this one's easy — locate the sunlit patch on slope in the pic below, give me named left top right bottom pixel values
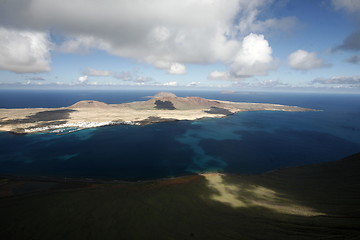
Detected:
left=201, top=173, right=324, bottom=216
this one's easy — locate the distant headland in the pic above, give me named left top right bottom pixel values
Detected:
left=0, top=92, right=315, bottom=134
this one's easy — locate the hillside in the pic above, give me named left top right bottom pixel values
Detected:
left=0, top=153, right=359, bottom=239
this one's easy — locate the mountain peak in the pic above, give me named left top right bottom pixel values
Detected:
left=154, top=92, right=177, bottom=98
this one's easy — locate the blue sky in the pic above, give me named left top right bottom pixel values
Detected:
left=0, top=0, right=359, bottom=92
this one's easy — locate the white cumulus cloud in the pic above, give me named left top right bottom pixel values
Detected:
left=168, top=63, right=186, bottom=75
left=78, top=75, right=88, bottom=83
left=230, top=33, right=277, bottom=77
left=288, top=50, right=326, bottom=70
left=208, top=33, right=277, bottom=80
left=0, top=27, right=51, bottom=73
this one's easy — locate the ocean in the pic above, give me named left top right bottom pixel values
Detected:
left=0, top=90, right=359, bottom=181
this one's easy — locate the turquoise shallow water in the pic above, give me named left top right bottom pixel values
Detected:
left=0, top=90, right=359, bottom=180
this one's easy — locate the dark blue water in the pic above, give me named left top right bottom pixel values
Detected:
left=0, top=90, right=359, bottom=180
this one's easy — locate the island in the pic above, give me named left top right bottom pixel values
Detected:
left=0, top=92, right=315, bottom=134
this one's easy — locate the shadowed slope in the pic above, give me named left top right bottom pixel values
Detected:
left=0, top=153, right=359, bottom=239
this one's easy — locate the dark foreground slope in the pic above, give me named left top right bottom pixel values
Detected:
left=0, top=153, right=359, bottom=240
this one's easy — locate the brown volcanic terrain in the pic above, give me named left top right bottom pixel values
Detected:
left=0, top=153, right=359, bottom=239
left=0, top=92, right=314, bottom=134
left=69, top=100, right=111, bottom=108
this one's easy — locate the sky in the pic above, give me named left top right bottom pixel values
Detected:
left=0, top=0, right=359, bottom=92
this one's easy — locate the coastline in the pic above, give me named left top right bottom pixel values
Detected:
left=0, top=93, right=316, bottom=135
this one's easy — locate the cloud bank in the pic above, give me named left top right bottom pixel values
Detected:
left=0, top=0, right=288, bottom=77
left=313, top=76, right=360, bottom=85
